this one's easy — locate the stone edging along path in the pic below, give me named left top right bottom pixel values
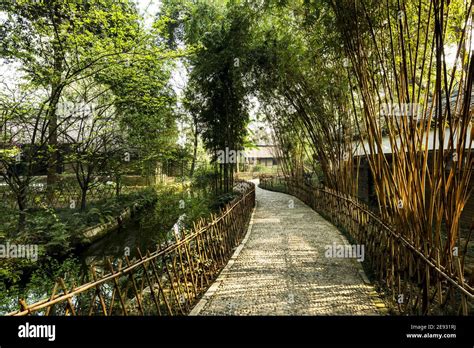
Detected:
left=190, top=180, right=386, bottom=315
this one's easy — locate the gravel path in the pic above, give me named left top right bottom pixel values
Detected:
left=190, top=181, right=382, bottom=315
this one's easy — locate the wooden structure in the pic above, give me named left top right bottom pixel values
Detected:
left=7, top=182, right=255, bottom=316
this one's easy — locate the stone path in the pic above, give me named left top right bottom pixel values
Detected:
left=190, top=181, right=382, bottom=315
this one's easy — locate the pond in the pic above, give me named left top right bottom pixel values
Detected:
left=77, top=209, right=171, bottom=266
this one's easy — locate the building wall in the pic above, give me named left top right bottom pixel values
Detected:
left=257, top=158, right=274, bottom=167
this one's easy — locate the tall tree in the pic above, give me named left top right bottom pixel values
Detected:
left=184, top=3, right=255, bottom=192
left=0, top=0, right=141, bottom=201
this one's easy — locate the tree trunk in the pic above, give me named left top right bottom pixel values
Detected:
left=17, top=184, right=27, bottom=232
left=115, top=174, right=121, bottom=196
left=45, top=4, right=65, bottom=202
left=46, top=106, right=58, bottom=202
left=80, top=186, right=88, bottom=211
left=46, top=50, right=64, bottom=202
left=190, top=123, right=198, bottom=177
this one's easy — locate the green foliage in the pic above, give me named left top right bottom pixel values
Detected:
left=0, top=187, right=159, bottom=314
left=0, top=256, right=81, bottom=315
left=251, top=164, right=264, bottom=173
left=0, top=0, right=180, bottom=220
left=191, top=166, right=217, bottom=191
left=95, top=44, right=179, bottom=176
left=210, top=191, right=238, bottom=211
left=0, top=0, right=142, bottom=86
left=24, top=206, right=70, bottom=256
left=3, top=188, right=157, bottom=257
left=178, top=2, right=258, bottom=192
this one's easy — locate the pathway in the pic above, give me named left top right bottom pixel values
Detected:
left=190, top=181, right=383, bottom=315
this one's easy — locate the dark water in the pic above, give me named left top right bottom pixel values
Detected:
left=77, top=208, right=172, bottom=267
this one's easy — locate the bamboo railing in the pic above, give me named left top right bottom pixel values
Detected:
left=7, top=182, right=255, bottom=316
left=260, top=176, right=473, bottom=315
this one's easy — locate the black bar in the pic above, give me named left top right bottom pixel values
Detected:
left=0, top=316, right=472, bottom=347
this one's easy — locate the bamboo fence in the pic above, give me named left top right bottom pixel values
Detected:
left=260, top=175, right=473, bottom=315
left=6, top=182, right=255, bottom=316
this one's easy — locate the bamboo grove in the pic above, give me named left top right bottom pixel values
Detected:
left=256, top=0, right=473, bottom=313
left=333, top=0, right=473, bottom=300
